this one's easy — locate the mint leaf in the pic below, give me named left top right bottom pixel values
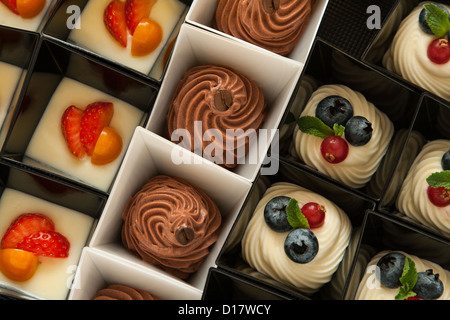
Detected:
left=424, top=3, right=450, bottom=38
left=297, top=116, right=335, bottom=139
left=286, top=198, right=310, bottom=229
left=395, top=257, right=418, bottom=300
left=333, top=123, right=345, bottom=137
left=426, top=170, right=450, bottom=189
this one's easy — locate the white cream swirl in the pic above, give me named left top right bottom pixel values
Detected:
left=241, top=182, right=352, bottom=295
left=292, top=84, right=394, bottom=189
left=382, top=2, right=450, bottom=102
left=355, top=251, right=450, bottom=300
left=396, top=139, right=450, bottom=237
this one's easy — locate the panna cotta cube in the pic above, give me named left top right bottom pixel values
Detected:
left=0, top=0, right=56, bottom=32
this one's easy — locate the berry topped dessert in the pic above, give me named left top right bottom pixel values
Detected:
left=292, top=84, right=394, bottom=189
left=68, top=0, right=186, bottom=75
left=0, top=0, right=54, bottom=31
left=241, top=182, right=352, bottom=295
left=355, top=251, right=449, bottom=300
left=92, top=284, right=160, bottom=300
left=213, top=0, right=313, bottom=56
left=383, top=2, right=450, bottom=101
left=396, top=139, right=450, bottom=237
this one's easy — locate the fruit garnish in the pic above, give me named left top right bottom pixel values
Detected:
left=320, top=135, right=349, bottom=164
left=16, top=0, right=45, bottom=18
left=91, top=126, right=123, bottom=165
left=131, top=18, right=163, bottom=56
left=125, top=0, right=156, bottom=35
left=0, top=249, right=38, bottom=282
left=104, top=0, right=128, bottom=48
left=284, top=228, right=318, bottom=264
left=395, top=257, right=418, bottom=300
left=376, top=252, right=406, bottom=288
left=286, top=198, right=310, bottom=230
left=427, top=38, right=450, bottom=64
left=0, top=0, right=19, bottom=14
left=264, top=196, right=293, bottom=232
left=413, top=269, right=444, bottom=300
left=426, top=171, right=450, bottom=207
left=61, top=105, right=86, bottom=159
left=422, top=3, right=450, bottom=38
left=315, top=95, right=353, bottom=128
left=1, top=213, right=55, bottom=249
left=344, top=116, right=373, bottom=146
left=441, top=150, right=450, bottom=170
left=17, top=231, right=70, bottom=258
left=80, top=102, right=114, bottom=155
left=300, top=202, right=325, bottom=229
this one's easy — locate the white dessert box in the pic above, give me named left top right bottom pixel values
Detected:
left=146, top=23, right=304, bottom=183
left=84, top=127, right=252, bottom=299
left=186, top=0, right=329, bottom=64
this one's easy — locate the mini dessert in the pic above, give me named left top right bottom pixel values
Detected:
left=121, top=175, right=222, bottom=280
left=166, top=64, right=266, bottom=169
left=24, top=77, right=143, bottom=192
left=0, top=0, right=54, bottom=31
left=383, top=2, right=450, bottom=101
left=213, top=0, right=313, bottom=56
left=0, top=61, right=23, bottom=132
left=292, top=84, right=394, bottom=189
left=68, top=0, right=186, bottom=75
left=241, top=182, right=352, bottom=295
left=93, top=284, right=159, bottom=300
left=0, top=188, right=93, bottom=300
left=396, top=139, right=450, bottom=237
left=355, top=251, right=449, bottom=300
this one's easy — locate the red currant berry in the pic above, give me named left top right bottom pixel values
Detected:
left=404, top=295, right=420, bottom=300
left=427, top=186, right=450, bottom=207
left=320, top=136, right=349, bottom=164
left=301, top=202, right=326, bottom=228
left=427, top=38, right=450, bottom=65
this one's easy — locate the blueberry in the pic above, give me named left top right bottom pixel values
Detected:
left=442, top=150, right=450, bottom=170
left=344, top=116, right=373, bottom=146
left=413, top=269, right=444, bottom=300
left=376, top=252, right=406, bottom=288
left=419, top=4, right=450, bottom=35
left=284, top=228, right=318, bottom=264
left=264, top=196, right=293, bottom=233
left=315, top=95, right=354, bottom=128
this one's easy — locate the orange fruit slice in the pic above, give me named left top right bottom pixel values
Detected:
left=0, top=249, right=39, bottom=282
left=91, top=126, right=123, bottom=165
left=131, top=18, right=163, bottom=57
left=16, top=0, right=46, bottom=19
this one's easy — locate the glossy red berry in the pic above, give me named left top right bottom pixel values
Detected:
left=427, top=38, right=450, bottom=65
left=301, top=202, right=326, bottom=228
left=320, top=136, right=349, bottom=164
left=427, top=186, right=450, bottom=207
left=404, top=295, right=420, bottom=300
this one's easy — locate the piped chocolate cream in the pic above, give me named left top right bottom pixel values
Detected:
left=121, top=175, right=222, bottom=280
left=93, top=284, right=159, bottom=300
left=166, top=64, right=266, bottom=169
left=213, top=0, right=313, bottom=56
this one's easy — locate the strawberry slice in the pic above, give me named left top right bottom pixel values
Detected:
left=61, top=105, right=86, bottom=159
left=1, top=214, right=55, bottom=249
left=17, top=231, right=70, bottom=258
left=0, top=0, right=19, bottom=14
left=104, top=0, right=128, bottom=47
left=125, top=0, right=156, bottom=35
left=80, top=102, right=114, bottom=155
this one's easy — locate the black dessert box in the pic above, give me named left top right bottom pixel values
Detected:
left=0, top=38, right=158, bottom=195
left=215, top=158, right=376, bottom=300
left=278, top=38, right=421, bottom=202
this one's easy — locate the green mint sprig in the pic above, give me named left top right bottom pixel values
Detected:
left=426, top=170, right=450, bottom=189
left=286, top=198, right=310, bottom=229
left=424, top=3, right=450, bottom=38
left=297, top=116, right=345, bottom=139
left=395, top=257, right=418, bottom=300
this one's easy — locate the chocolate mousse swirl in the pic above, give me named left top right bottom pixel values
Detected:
left=166, top=64, right=266, bottom=169
left=121, top=175, right=222, bottom=280
left=93, top=284, right=159, bottom=300
left=213, top=0, right=312, bottom=56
